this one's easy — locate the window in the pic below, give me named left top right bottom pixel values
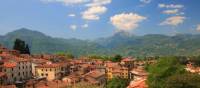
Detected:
left=18, top=72, right=20, bottom=76
left=46, top=69, right=48, bottom=72
left=4, top=69, right=6, bottom=72
left=19, top=67, right=20, bottom=70
left=12, top=74, right=14, bottom=77
left=41, top=73, right=44, bottom=76
left=50, top=69, right=52, bottom=71
left=46, top=74, right=48, bottom=76
left=12, top=68, right=13, bottom=71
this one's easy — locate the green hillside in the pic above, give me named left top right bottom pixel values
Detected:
left=1, top=28, right=200, bottom=57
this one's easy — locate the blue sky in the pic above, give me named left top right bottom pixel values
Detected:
left=0, top=0, right=200, bottom=39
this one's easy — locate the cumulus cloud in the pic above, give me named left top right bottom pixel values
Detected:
left=160, top=16, right=186, bottom=26
left=158, top=4, right=184, bottom=9
left=70, top=25, right=77, bottom=30
left=68, top=14, right=76, bottom=17
left=82, top=6, right=107, bottom=20
left=197, top=24, right=200, bottom=31
left=162, top=9, right=179, bottom=15
left=140, top=0, right=151, bottom=4
left=110, top=13, right=146, bottom=31
left=82, top=24, right=89, bottom=28
left=41, top=0, right=89, bottom=5
left=86, top=0, right=111, bottom=7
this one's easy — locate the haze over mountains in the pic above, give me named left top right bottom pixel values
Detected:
left=0, top=28, right=200, bottom=57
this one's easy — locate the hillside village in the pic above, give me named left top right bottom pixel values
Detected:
left=1, top=42, right=200, bottom=88
left=0, top=44, right=157, bottom=88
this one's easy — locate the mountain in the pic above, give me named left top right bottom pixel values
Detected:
left=0, top=28, right=107, bottom=56
left=1, top=28, right=200, bottom=57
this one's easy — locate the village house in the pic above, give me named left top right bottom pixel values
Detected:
left=0, top=57, right=32, bottom=84
left=35, top=63, right=61, bottom=81
left=83, top=70, right=106, bottom=85
left=121, top=57, right=135, bottom=70
left=185, top=62, right=200, bottom=74
left=105, top=62, right=132, bottom=80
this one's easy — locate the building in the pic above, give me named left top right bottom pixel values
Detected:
left=105, top=62, right=131, bottom=79
left=1, top=58, right=32, bottom=84
left=35, top=63, right=61, bottom=81
left=83, top=70, right=106, bottom=85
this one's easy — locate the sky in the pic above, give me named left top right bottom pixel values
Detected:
left=0, top=0, right=200, bottom=39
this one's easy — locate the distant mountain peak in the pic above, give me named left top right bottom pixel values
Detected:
left=113, top=31, right=133, bottom=38
left=6, top=28, right=47, bottom=37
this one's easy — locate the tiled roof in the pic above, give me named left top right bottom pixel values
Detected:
left=84, top=70, right=105, bottom=78
left=3, top=62, right=17, bottom=68
left=128, top=78, right=148, bottom=88
left=36, top=63, right=60, bottom=68
left=121, top=57, right=135, bottom=62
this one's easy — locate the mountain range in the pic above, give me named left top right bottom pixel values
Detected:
left=1, top=28, right=200, bottom=57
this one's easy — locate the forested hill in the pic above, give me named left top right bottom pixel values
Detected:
left=1, top=28, right=200, bottom=57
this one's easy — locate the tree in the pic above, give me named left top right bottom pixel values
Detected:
left=147, top=57, right=186, bottom=88
left=165, top=73, right=200, bottom=88
left=56, top=52, right=74, bottom=59
left=13, top=39, right=30, bottom=54
left=106, top=77, right=130, bottom=88
left=112, top=54, right=122, bottom=62
left=25, top=44, right=30, bottom=54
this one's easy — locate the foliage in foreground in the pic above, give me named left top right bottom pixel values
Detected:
left=106, top=77, right=130, bottom=88
left=165, top=73, right=200, bottom=88
left=147, top=57, right=200, bottom=88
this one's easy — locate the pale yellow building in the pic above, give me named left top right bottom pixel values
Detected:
left=35, top=63, right=61, bottom=81
left=105, top=62, right=129, bottom=80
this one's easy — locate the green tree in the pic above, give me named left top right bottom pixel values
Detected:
left=112, top=54, right=122, bottom=62
left=165, top=73, right=200, bottom=88
left=106, top=77, right=130, bottom=88
left=147, top=57, right=186, bottom=88
left=56, top=52, right=74, bottom=59
left=13, top=39, right=30, bottom=54
left=25, top=44, right=30, bottom=54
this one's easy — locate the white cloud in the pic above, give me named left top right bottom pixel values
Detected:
left=158, top=4, right=184, bottom=9
left=41, top=0, right=89, bottom=5
left=160, top=16, right=186, bottom=26
left=82, top=24, right=89, bottom=28
left=140, top=0, right=151, bottom=4
left=68, top=14, right=76, bottom=17
left=86, top=0, right=112, bottom=7
left=82, top=6, right=107, bottom=20
left=162, top=9, right=179, bottom=15
left=110, top=13, right=146, bottom=31
left=197, top=24, right=200, bottom=31
left=70, top=25, right=77, bottom=30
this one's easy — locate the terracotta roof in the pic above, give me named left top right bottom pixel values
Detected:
left=128, top=78, right=148, bottom=88
left=3, top=62, right=17, bottom=68
left=121, top=57, right=135, bottom=62
left=84, top=70, right=105, bottom=78
left=131, top=68, right=148, bottom=76
left=105, top=62, right=119, bottom=68
left=36, top=63, right=60, bottom=68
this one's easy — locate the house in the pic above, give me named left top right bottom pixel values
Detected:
left=1, top=58, right=32, bottom=84
left=35, top=63, right=61, bottom=81
left=105, top=62, right=131, bottom=79
left=121, top=57, right=135, bottom=70
left=83, top=70, right=106, bottom=85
